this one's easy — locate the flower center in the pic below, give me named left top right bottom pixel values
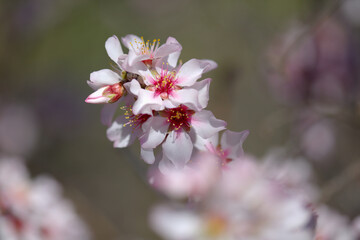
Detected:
left=122, top=106, right=151, bottom=130
left=215, top=145, right=232, bottom=165
left=205, top=143, right=232, bottom=166
left=162, top=105, right=194, bottom=132
left=0, top=198, right=25, bottom=234
left=130, top=37, right=160, bottom=59
left=147, top=66, right=180, bottom=99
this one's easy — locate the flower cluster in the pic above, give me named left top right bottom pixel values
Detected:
left=149, top=153, right=315, bottom=240
left=87, top=34, right=360, bottom=240
left=85, top=34, right=233, bottom=169
left=315, top=206, right=360, bottom=240
left=0, top=157, right=91, bottom=240
left=261, top=149, right=360, bottom=240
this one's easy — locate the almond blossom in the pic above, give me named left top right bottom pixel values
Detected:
left=315, top=206, right=359, bottom=240
left=106, top=97, right=153, bottom=162
left=261, top=148, right=319, bottom=202
left=127, top=59, right=216, bottom=115
left=140, top=105, right=226, bottom=168
left=150, top=155, right=314, bottom=240
left=194, top=129, right=249, bottom=166
left=120, top=35, right=182, bottom=72
left=0, top=157, right=91, bottom=240
left=150, top=152, right=221, bottom=199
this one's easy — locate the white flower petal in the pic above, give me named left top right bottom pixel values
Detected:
left=121, top=57, right=147, bottom=74
left=132, top=89, right=164, bottom=115
left=176, top=59, right=216, bottom=87
left=126, top=79, right=142, bottom=96
left=167, top=52, right=181, bottom=68
left=164, top=37, right=182, bottom=68
left=87, top=69, right=120, bottom=90
left=192, top=78, right=211, bottom=109
left=138, top=69, right=154, bottom=86
left=163, top=99, right=178, bottom=109
left=197, top=59, right=218, bottom=73
left=191, top=110, right=227, bottom=139
left=127, top=49, right=148, bottom=66
left=162, top=131, right=193, bottom=169
left=158, top=156, right=177, bottom=174
left=101, top=102, right=120, bottom=126
left=194, top=132, right=219, bottom=151
left=85, top=87, right=108, bottom=104
left=106, top=116, right=138, bottom=148
left=220, top=130, right=249, bottom=159
left=150, top=205, right=201, bottom=240
left=176, top=59, right=204, bottom=86
left=169, top=88, right=200, bottom=111
left=105, top=35, right=124, bottom=64
left=140, top=116, right=168, bottom=149
left=141, top=148, right=155, bottom=164
left=154, top=38, right=182, bottom=59
left=121, top=34, right=142, bottom=49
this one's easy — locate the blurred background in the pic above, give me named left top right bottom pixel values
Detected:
left=1, top=0, right=360, bottom=239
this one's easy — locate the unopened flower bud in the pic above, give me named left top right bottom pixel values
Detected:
left=85, top=82, right=124, bottom=104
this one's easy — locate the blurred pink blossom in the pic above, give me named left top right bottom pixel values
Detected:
left=315, top=206, right=359, bottom=240
left=0, top=157, right=91, bottom=240
left=150, top=155, right=314, bottom=240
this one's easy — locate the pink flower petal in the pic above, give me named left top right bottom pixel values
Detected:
left=163, top=37, right=182, bottom=68
left=154, top=38, right=182, bottom=59
left=126, top=79, right=142, bottom=96
left=150, top=205, right=201, bottom=240
left=127, top=50, right=148, bottom=66
left=121, top=34, right=142, bottom=49
left=197, top=59, right=218, bottom=73
left=162, top=131, right=193, bottom=169
left=220, top=130, right=249, bottom=159
left=106, top=115, right=138, bottom=148
left=176, top=59, right=216, bottom=87
left=85, top=87, right=109, bottom=104
left=101, top=102, right=120, bottom=126
left=140, top=116, right=168, bottom=149
left=192, top=78, right=211, bottom=109
left=191, top=110, right=227, bottom=139
left=141, top=147, right=155, bottom=164
left=169, top=88, right=200, bottom=111
left=105, top=35, right=124, bottom=64
left=87, top=69, right=120, bottom=90
left=132, top=89, right=164, bottom=115
left=176, top=59, right=204, bottom=87
left=193, top=133, right=219, bottom=151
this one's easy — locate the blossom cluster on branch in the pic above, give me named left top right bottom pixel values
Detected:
left=85, top=35, right=329, bottom=239
left=85, top=34, right=236, bottom=170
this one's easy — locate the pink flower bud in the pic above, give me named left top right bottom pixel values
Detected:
left=85, top=82, right=124, bottom=104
